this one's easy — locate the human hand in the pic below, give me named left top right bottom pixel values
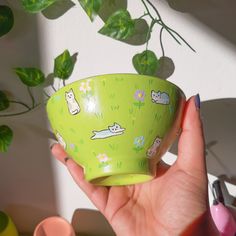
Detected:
left=51, top=95, right=219, bottom=236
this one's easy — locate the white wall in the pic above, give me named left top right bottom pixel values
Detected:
left=1, top=0, right=236, bottom=234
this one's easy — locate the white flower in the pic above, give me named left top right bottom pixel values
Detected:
left=97, top=153, right=110, bottom=163
left=79, top=80, right=91, bottom=93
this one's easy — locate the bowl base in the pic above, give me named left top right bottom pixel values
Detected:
left=84, top=157, right=155, bottom=186
left=90, top=173, right=154, bottom=186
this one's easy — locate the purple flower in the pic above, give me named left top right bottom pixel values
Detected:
left=134, top=90, right=145, bottom=102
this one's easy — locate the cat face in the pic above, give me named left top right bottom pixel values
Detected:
left=108, top=123, right=124, bottom=133
left=151, top=90, right=161, bottom=102
left=154, top=137, right=161, bottom=146
left=65, top=89, right=75, bottom=100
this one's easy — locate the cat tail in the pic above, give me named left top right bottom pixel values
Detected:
left=91, top=131, right=98, bottom=140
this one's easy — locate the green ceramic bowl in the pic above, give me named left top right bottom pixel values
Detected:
left=47, top=74, right=185, bottom=186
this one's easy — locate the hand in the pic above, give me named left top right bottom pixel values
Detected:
left=51, top=96, right=219, bottom=236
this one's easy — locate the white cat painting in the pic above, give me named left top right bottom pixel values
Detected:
left=147, top=136, right=162, bottom=158
left=56, top=132, right=66, bottom=149
left=151, top=90, right=169, bottom=105
left=91, top=122, right=125, bottom=140
left=65, top=89, right=80, bottom=115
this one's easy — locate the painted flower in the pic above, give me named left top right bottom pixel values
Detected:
left=79, top=80, right=91, bottom=93
left=97, top=153, right=110, bottom=163
left=134, top=90, right=145, bottom=101
left=134, top=136, right=145, bottom=148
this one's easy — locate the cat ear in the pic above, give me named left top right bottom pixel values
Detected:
left=69, top=88, right=73, bottom=92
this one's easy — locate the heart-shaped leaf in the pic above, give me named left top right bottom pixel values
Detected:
left=132, top=50, right=160, bottom=76
left=42, top=0, right=75, bottom=19
left=98, top=9, right=135, bottom=40
left=21, top=0, right=57, bottom=13
left=0, top=91, right=9, bottom=111
left=0, top=125, right=13, bottom=153
left=14, top=68, right=45, bottom=87
left=0, top=5, right=14, bottom=37
left=78, top=0, right=103, bottom=21
left=156, top=56, right=175, bottom=80
left=54, top=49, right=75, bottom=80
left=98, top=0, right=127, bottom=22
left=121, top=18, right=149, bottom=45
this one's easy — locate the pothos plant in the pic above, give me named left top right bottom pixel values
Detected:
left=0, top=0, right=194, bottom=152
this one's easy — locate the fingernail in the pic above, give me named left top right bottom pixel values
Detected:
left=64, top=157, right=70, bottom=163
left=195, top=94, right=201, bottom=110
left=50, top=142, right=58, bottom=150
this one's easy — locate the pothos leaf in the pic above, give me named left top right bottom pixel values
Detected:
left=42, top=0, right=75, bottom=19
left=21, top=0, right=58, bottom=13
left=54, top=49, right=75, bottom=80
left=14, top=68, right=45, bottom=87
left=0, top=5, right=14, bottom=37
left=98, top=0, right=127, bottom=22
left=78, top=0, right=103, bottom=21
left=98, top=9, right=135, bottom=40
left=0, top=125, right=13, bottom=153
left=0, top=91, right=9, bottom=111
left=132, top=50, right=160, bottom=76
left=121, top=18, right=149, bottom=45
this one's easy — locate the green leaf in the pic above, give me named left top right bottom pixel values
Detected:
left=21, top=0, right=58, bottom=13
left=14, top=68, right=45, bottom=87
left=156, top=56, right=175, bottom=80
left=54, top=50, right=75, bottom=80
left=0, top=5, right=14, bottom=37
left=0, top=125, right=13, bottom=153
left=78, top=0, right=103, bottom=21
left=121, top=19, right=149, bottom=45
left=98, top=9, right=135, bottom=40
left=132, top=50, right=160, bottom=76
left=42, top=0, right=75, bottom=19
left=98, top=0, right=127, bottom=22
left=0, top=91, right=9, bottom=111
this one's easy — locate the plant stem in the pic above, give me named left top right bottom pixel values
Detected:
left=145, top=0, right=163, bottom=21
left=27, top=86, right=35, bottom=108
left=138, top=12, right=149, bottom=19
left=0, top=103, right=41, bottom=117
left=160, top=26, right=165, bottom=57
left=164, top=25, right=196, bottom=52
left=62, top=80, right=66, bottom=87
left=9, top=100, right=31, bottom=110
left=143, top=0, right=195, bottom=52
left=141, top=0, right=154, bottom=21
left=146, top=19, right=156, bottom=50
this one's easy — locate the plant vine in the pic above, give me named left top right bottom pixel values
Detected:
left=0, top=0, right=195, bottom=152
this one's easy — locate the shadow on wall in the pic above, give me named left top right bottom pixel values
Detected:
left=72, top=209, right=115, bottom=236
left=165, top=0, right=236, bottom=46
left=0, top=2, right=58, bottom=234
left=170, top=98, right=236, bottom=186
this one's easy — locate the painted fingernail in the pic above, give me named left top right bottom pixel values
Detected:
left=195, top=94, right=201, bottom=110
left=50, top=142, right=57, bottom=150
left=64, top=157, right=70, bottom=163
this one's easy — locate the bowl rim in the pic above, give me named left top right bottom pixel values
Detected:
left=47, top=73, right=186, bottom=105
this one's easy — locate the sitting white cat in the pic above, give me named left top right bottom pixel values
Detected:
left=65, top=89, right=80, bottom=115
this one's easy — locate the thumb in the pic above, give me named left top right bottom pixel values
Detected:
left=176, top=95, right=207, bottom=178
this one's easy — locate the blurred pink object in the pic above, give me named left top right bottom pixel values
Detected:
left=210, top=180, right=236, bottom=236
left=33, top=216, right=76, bottom=236
left=211, top=202, right=236, bottom=236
